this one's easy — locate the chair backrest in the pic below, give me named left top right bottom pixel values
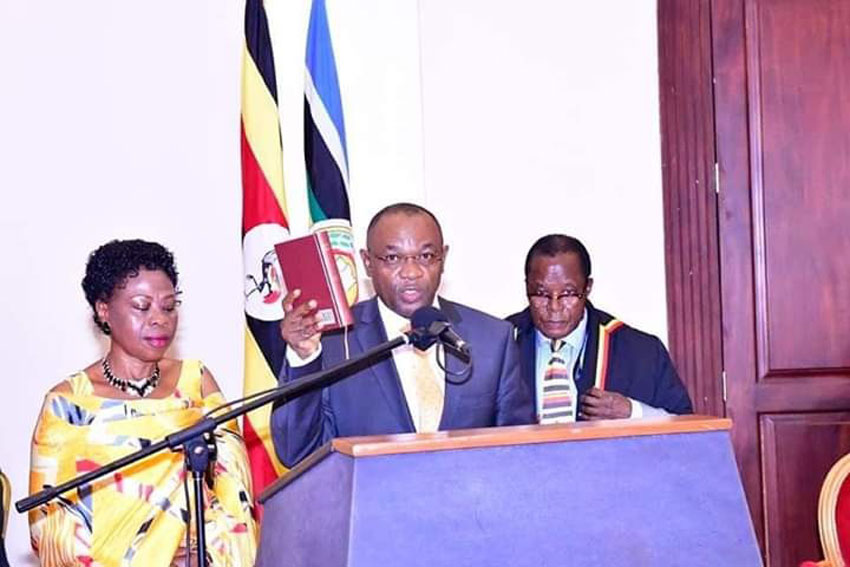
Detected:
left=0, top=468, right=8, bottom=540
left=818, top=453, right=850, bottom=567
left=0, top=470, right=9, bottom=567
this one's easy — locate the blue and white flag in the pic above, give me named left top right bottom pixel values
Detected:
left=304, top=0, right=358, bottom=305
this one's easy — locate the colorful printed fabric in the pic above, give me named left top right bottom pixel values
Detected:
left=29, top=360, right=257, bottom=567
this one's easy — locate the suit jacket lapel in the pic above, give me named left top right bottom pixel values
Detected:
left=436, top=298, right=468, bottom=429
left=513, top=309, right=538, bottom=407
left=353, top=297, right=414, bottom=430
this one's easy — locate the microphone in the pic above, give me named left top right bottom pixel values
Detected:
left=409, top=306, right=470, bottom=358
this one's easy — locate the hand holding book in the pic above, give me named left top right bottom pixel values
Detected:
left=279, top=288, right=324, bottom=359
left=275, top=233, right=355, bottom=359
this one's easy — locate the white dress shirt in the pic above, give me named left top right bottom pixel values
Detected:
left=287, top=297, right=445, bottom=431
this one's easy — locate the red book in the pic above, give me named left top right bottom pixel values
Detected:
left=274, top=233, right=354, bottom=330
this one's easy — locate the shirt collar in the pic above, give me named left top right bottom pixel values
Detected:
left=376, top=295, right=440, bottom=337
left=535, top=307, right=588, bottom=351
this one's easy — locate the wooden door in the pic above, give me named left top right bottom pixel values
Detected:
left=660, top=1, right=850, bottom=565
left=714, top=1, right=850, bottom=565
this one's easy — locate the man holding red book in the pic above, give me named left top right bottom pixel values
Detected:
left=270, top=203, right=534, bottom=467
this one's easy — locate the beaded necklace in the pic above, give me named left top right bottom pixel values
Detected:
left=101, top=357, right=160, bottom=397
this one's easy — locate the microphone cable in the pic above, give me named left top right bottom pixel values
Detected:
left=436, top=343, right=474, bottom=385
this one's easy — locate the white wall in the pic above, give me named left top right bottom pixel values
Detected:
left=0, top=1, right=665, bottom=563
left=419, top=1, right=667, bottom=322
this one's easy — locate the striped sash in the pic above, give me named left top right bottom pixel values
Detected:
left=593, top=318, right=625, bottom=390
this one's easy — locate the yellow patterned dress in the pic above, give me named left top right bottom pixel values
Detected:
left=29, top=360, right=257, bottom=567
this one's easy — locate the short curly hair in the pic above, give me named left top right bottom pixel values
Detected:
left=82, top=239, right=179, bottom=335
left=524, top=234, right=592, bottom=281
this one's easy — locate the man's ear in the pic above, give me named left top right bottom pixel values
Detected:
left=360, top=249, right=373, bottom=278
left=440, top=244, right=449, bottom=273
left=585, top=277, right=594, bottom=296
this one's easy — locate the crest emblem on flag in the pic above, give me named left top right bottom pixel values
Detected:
left=243, top=223, right=289, bottom=321
left=312, top=219, right=358, bottom=305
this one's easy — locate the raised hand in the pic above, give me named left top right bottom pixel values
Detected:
left=279, top=289, right=323, bottom=360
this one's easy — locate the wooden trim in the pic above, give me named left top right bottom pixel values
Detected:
left=657, top=0, right=724, bottom=417
left=743, top=0, right=772, bottom=382
left=760, top=414, right=780, bottom=563
left=710, top=0, right=764, bottom=546
left=754, top=378, right=850, bottom=413
left=331, top=416, right=731, bottom=458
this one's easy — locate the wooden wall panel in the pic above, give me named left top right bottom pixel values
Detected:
left=761, top=413, right=850, bottom=566
left=657, top=0, right=724, bottom=417
left=712, top=1, right=850, bottom=563
left=750, top=0, right=850, bottom=376
left=662, top=1, right=850, bottom=563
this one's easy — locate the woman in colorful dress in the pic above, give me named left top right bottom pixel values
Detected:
left=29, top=239, right=256, bottom=567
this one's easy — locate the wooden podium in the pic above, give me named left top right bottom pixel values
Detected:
left=257, top=416, right=762, bottom=566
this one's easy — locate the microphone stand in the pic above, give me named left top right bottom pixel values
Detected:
left=17, top=334, right=410, bottom=567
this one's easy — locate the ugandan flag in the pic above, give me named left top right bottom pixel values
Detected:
left=304, top=0, right=359, bottom=306
left=240, top=0, right=289, bottom=506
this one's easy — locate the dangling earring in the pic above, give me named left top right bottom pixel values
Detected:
left=102, top=321, right=111, bottom=335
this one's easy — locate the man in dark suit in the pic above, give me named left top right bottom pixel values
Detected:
left=271, top=203, right=534, bottom=467
left=507, top=234, right=692, bottom=423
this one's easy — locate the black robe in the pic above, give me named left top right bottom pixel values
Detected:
left=507, top=302, right=693, bottom=417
